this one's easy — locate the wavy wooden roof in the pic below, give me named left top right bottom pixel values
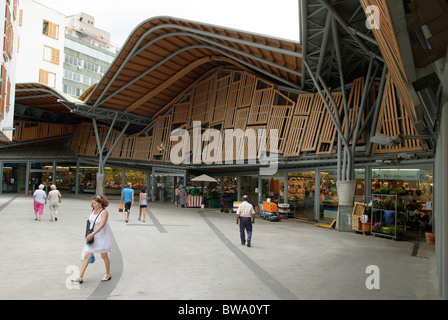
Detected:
left=84, top=16, right=303, bottom=119
left=15, top=82, right=81, bottom=115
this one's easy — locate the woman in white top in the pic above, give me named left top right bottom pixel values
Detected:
left=139, top=188, right=148, bottom=222
left=72, top=195, right=112, bottom=284
left=47, top=185, right=61, bottom=221
left=33, top=184, right=47, bottom=221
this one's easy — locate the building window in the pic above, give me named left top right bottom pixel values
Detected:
left=42, top=20, right=59, bottom=40
left=43, top=46, right=60, bottom=65
left=39, top=69, right=56, bottom=88
left=82, top=75, right=98, bottom=86
left=64, top=54, right=82, bottom=67
left=83, top=61, right=99, bottom=73
left=63, top=85, right=81, bottom=97
left=64, top=70, right=81, bottom=82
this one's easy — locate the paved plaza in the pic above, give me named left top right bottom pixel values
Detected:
left=0, top=194, right=440, bottom=300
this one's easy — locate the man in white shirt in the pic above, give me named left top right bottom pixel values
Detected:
left=236, top=195, right=255, bottom=247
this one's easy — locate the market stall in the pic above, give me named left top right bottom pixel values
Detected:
left=187, top=196, right=203, bottom=208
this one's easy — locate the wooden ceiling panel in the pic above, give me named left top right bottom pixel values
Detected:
left=84, top=17, right=302, bottom=119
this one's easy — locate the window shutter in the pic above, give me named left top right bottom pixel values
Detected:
left=6, top=78, right=11, bottom=112
left=52, top=48, right=60, bottom=64
left=48, top=22, right=59, bottom=39
left=39, top=69, right=49, bottom=84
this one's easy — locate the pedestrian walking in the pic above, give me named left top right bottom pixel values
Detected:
left=236, top=195, right=255, bottom=247
left=47, top=184, right=61, bottom=221
left=179, top=186, right=187, bottom=208
left=139, top=188, right=148, bottom=222
left=175, top=185, right=180, bottom=206
left=71, top=195, right=112, bottom=284
left=33, top=184, right=47, bottom=221
left=121, top=182, right=134, bottom=223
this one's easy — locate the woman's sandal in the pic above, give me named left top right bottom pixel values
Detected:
left=101, top=274, right=112, bottom=282
left=71, top=276, right=83, bottom=284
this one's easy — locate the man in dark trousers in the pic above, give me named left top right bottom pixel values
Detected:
left=121, top=182, right=134, bottom=223
left=236, top=195, right=255, bottom=247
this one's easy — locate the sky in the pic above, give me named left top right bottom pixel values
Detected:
left=34, top=0, right=301, bottom=48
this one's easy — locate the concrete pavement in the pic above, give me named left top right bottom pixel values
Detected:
left=0, top=194, right=440, bottom=300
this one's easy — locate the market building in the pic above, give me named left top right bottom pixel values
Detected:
left=1, top=1, right=448, bottom=298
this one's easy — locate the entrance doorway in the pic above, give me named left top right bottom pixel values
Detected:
left=152, top=171, right=186, bottom=202
left=260, top=176, right=285, bottom=204
left=287, top=171, right=316, bottom=220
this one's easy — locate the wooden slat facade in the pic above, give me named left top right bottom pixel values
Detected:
left=359, top=0, right=419, bottom=137
left=301, top=92, right=326, bottom=152
left=283, top=116, right=308, bottom=157
left=317, top=92, right=343, bottom=154
left=342, top=77, right=365, bottom=145
left=61, top=67, right=423, bottom=164
left=223, top=71, right=242, bottom=129
left=151, top=114, right=172, bottom=162
left=372, top=74, right=423, bottom=154
left=13, top=121, right=75, bottom=143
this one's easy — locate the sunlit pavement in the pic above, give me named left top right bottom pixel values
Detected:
left=0, top=195, right=440, bottom=300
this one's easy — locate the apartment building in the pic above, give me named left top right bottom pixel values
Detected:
left=0, top=0, right=20, bottom=142
left=16, top=1, right=118, bottom=99
left=63, top=12, right=118, bottom=98
left=15, top=0, right=65, bottom=90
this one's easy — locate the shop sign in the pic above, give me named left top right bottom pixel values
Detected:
left=371, top=169, right=426, bottom=181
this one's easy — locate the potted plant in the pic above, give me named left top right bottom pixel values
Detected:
left=425, top=231, right=435, bottom=244
left=372, top=222, right=383, bottom=233
left=372, top=198, right=384, bottom=208
left=395, top=202, right=405, bottom=212
left=386, top=226, right=405, bottom=239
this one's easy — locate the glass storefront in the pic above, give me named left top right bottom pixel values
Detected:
left=0, top=159, right=434, bottom=236
left=104, top=168, right=122, bottom=195
left=2, top=163, right=27, bottom=194
left=318, top=169, right=366, bottom=222
left=320, top=171, right=338, bottom=222
left=370, top=167, right=433, bottom=237
left=55, top=165, right=77, bottom=193
left=78, top=167, right=148, bottom=195
left=371, top=168, right=433, bottom=201
left=78, top=167, right=97, bottom=193
left=288, top=172, right=315, bottom=220
left=241, top=175, right=258, bottom=205
left=154, top=175, right=173, bottom=202
left=30, top=163, right=54, bottom=193
left=261, top=175, right=285, bottom=204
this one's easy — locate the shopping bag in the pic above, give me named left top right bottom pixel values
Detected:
left=119, top=202, right=123, bottom=212
left=81, top=245, right=95, bottom=264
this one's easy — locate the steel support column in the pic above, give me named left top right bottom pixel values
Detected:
left=92, top=116, right=130, bottom=196
left=0, top=162, right=3, bottom=195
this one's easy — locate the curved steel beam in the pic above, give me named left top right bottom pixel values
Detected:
left=95, top=43, right=304, bottom=109
left=131, top=23, right=302, bottom=59
left=90, top=22, right=303, bottom=108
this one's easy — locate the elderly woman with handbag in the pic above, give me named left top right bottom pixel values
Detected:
left=47, top=184, right=61, bottom=221
left=72, top=195, right=112, bottom=284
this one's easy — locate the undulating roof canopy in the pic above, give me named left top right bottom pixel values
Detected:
left=84, top=16, right=304, bottom=119
left=14, top=83, right=83, bottom=124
